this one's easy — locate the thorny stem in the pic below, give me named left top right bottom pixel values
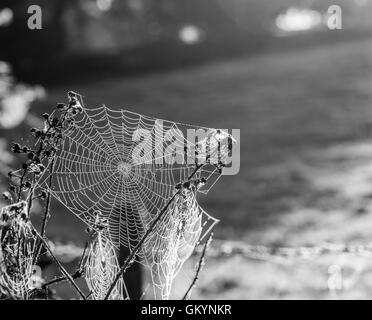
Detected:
left=28, top=268, right=82, bottom=298
left=31, top=237, right=89, bottom=295
left=33, top=158, right=55, bottom=265
left=40, top=158, right=55, bottom=237
left=104, top=162, right=206, bottom=300
left=34, top=230, right=87, bottom=300
left=16, top=170, right=26, bottom=202
left=26, top=174, right=36, bottom=218
left=77, top=237, right=90, bottom=271
left=41, top=269, right=83, bottom=290
left=182, top=233, right=213, bottom=300
left=188, top=163, right=203, bottom=180
left=41, top=276, right=71, bottom=289
left=86, top=291, right=93, bottom=300
left=32, top=104, right=73, bottom=266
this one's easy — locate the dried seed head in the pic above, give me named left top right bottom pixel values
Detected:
left=183, top=181, right=191, bottom=189
left=57, top=103, right=66, bottom=109
left=2, top=192, right=11, bottom=200
left=24, top=181, right=32, bottom=189
left=52, top=118, right=59, bottom=126
left=68, top=91, right=77, bottom=99
left=11, top=143, right=21, bottom=153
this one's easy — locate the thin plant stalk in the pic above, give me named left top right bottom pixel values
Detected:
left=34, top=230, right=87, bottom=300
left=183, top=233, right=213, bottom=300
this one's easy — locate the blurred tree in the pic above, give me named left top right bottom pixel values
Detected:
left=0, top=0, right=366, bottom=82
left=0, top=0, right=75, bottom=81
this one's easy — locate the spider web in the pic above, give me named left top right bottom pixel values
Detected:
left=0, top=201, right=37, bottom=299
left=42, top=102, right=234, bottom=299
left=85, top=229, right=128, bottom=300
left=145, top=187, right=214, bottom=299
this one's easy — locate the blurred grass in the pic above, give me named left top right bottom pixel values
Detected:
left=39, top=36, right=372, bottom=237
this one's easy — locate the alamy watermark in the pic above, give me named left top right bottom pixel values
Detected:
left=27, top=5, right=42, bottom=30
left=126, top=121, right=240, bottom=176
left=0, top=3, right=345, bottom=31
left=328, top=5, right=342, bottom=30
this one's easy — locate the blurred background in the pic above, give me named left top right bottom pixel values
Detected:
left=2, top=0, right=372, bottom=299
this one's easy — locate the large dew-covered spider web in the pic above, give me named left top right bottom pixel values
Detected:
left=42, top=103, right=234, bottom=299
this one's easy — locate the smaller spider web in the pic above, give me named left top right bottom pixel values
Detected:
left=84, top=230, right=128, bottom=300
left=144, top=187, right=217, bottom=299
left=0, top=201, right=37, bottom=299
